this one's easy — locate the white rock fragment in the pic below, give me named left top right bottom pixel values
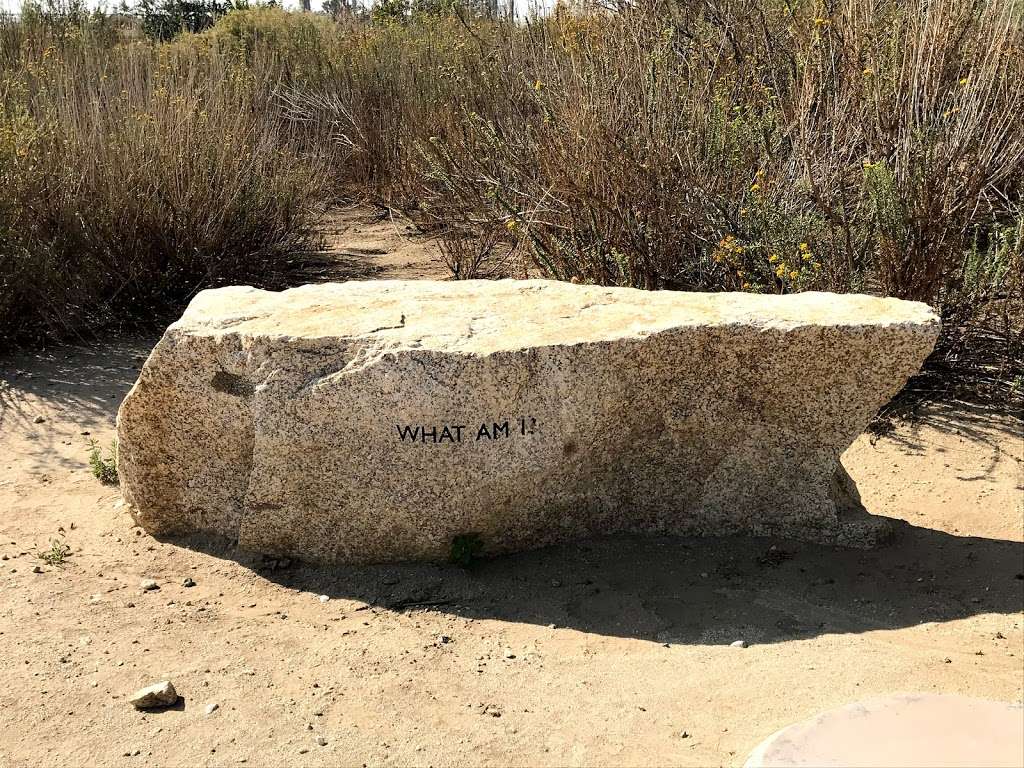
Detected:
left=204, top=702, right=219, bottom=716
left=730, top=640, right=748, bottom=648
left=140, top=579, right=159, bottom=591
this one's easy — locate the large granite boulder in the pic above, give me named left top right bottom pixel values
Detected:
left=117, top=280, right=939, bottom=564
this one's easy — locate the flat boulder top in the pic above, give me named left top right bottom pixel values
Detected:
left=176, top=280, right=939, bottom=352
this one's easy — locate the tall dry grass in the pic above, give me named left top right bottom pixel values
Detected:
left=0, top=6, right=331, bottom=346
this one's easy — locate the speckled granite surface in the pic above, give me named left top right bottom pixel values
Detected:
left=116, top=280, right=940, bottom=564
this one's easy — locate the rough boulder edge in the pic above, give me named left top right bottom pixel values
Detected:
left=116, top=280, right=940, bottom=564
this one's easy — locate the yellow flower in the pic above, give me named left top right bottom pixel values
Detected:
left=534, top=80, right=544, bottom=91
left=802, top=253, right=811, bottom=261
left=863, top=67, right=873, bottom=76
left=742, top=282, right=751, bottom=289
left=750, top=184, right=760, bottom=192
left=790, top=270, right=799, bottom=280
left=799, top=242, right=809, bottom=252
left=959, top=77, right=969, bottom=86
left=505, top=219, right=516, bottom=231
left=769, top=254, right=779, bottom=263
left=737, top=270, right=745, bottom=277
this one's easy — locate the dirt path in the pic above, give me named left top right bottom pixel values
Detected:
left=314, top=205, right=448, bottom=281
left=1, top=215, right=1021, bottom=767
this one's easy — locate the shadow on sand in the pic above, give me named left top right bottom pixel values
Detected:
left=5, top=336, right=1022, bottom=646
left=172, top=522, right=1024, bottom=646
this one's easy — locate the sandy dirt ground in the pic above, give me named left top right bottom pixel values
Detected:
left=1, top=209, right=1022, bottom=767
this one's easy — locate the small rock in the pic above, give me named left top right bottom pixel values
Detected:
left=318, top=594, right=330, bottom=603
left=140, top=579, right=159, bottom=591
left=31, top=565, right=43, bottom=573
left=33, top=415, right=45, bottom=424
left=680, top=731, right=690, bottom=739
left=437, top=635, right=451, bottom=644
left=182, top=577, right=196, bottom=588
left=730, top=640, right=748, bottom=648
left=128, top=681, right=178, bottom=709
left=316, top=735, right=327, bottom=747
left=503, top=649, right=516, bottom=659
left=204, top=702, right=219, bottom=715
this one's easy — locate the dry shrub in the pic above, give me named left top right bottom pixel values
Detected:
left=439, top=224, right=516, bottom=279
left=0, top=8, right=330, bottom=346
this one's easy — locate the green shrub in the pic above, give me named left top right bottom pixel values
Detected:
left=87, top=439, right=118, bottom=484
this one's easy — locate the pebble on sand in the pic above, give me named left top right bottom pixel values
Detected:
left=182, top=577, right=196, bottom=588
left=140, top=579, right=159, bottom=591
left=730, top=640, right=748, bottom=648
left=128, top=681, right=178, bottom=709
left=204, top=702, right=219, bottom=716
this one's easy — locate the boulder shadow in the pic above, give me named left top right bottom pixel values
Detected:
left=143, top=697, right=187, bottom=715
left=177, top=519, right=1023, bottom=645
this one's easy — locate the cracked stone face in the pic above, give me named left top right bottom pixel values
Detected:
left=116, top=280, right=940, bottom=564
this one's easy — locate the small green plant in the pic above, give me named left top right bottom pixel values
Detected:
left=449, top=532, right=483, bottom=568
left=87, top=439, right=118, bottom=484
left=38, top=537, right=71, bottom=567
